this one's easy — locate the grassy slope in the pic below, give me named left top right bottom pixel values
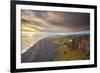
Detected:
left=52, top=36, right=89, bottom=61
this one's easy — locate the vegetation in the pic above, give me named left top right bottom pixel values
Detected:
left=52, top=35, right=90, bottom=61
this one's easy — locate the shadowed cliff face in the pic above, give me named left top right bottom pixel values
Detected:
left=21, top=34, right=90, bottom=63
left=21, top=37, right=59, bottom=62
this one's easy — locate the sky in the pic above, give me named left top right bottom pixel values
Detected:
left=21, top=10, right=90, bottom=53
left=21, top=10, right=90, bottom=34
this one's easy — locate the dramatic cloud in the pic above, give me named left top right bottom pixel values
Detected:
left=47, top=12, right=65, bottom=22
left=21, top=10, right=90, bottom=33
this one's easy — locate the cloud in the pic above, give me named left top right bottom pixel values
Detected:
left=46, top=12, right=65, bottom=22
left=21, top=10, right=90, bottom=33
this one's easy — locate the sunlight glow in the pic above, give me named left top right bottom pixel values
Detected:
left=22, top=23, right=44, bottom=32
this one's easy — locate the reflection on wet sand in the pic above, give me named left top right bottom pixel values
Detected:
left=21, top=32, right=48, bottom=54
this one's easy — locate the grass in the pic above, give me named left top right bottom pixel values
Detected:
left=52, top=36, right=90, bottom=61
